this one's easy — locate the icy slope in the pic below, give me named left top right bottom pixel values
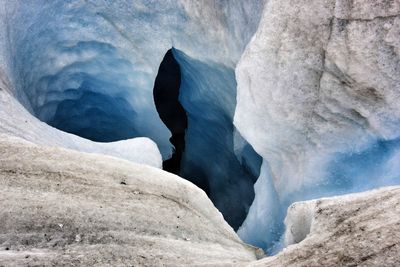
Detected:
left=235, top=0, right=400, bottom=251
left=250, top=186, right=400, bottom=266
left=0, top=134, right=261, bottom=266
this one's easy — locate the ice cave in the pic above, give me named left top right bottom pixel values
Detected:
left=0, top=0, right=400, bottom=264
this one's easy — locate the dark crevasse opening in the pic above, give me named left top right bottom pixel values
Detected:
left=153, top=49, right=188, bottom=176
left=153, top=48, right=262, bottom=230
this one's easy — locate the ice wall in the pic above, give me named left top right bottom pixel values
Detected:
left=0, top=0, right=264, bottom=231
left=0, top=0, right=264, bottom=159
left=235, top=0, right=400, bottom=253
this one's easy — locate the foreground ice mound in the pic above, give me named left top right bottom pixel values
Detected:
left=250, top=186, right=400, bottom=266
left=2, top=133, right=398, bottom=265
left=0, top=134, right=261, bottom=265
left=235, top=0, right=400, bottom=252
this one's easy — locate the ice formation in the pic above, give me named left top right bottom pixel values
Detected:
left=0, top=0, right=399, bottom=255
left=235, top=0, right=400, bottom=253
left=0, top=0, right=264, bottom=231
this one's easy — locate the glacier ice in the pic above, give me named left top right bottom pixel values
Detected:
left=1, top=0, right=399, bottom=255
left=235, top=0, right=400, bottom=253
left=0, top=0, right=264, bottom=231
left=0, top=0, right=264, bottom=159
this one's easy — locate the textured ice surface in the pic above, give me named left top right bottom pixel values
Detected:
left=0, top=0, right=264, bottom=230
left=0, top=0, right=264, bottom=159
left=235, top=0, right=400, bottom=253
left=1, top=0, right=399, bottom=255
left=250, top=186, right=400, bottom=266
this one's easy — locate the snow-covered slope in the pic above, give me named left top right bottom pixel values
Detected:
left=0, top=134, right=261, bottom=266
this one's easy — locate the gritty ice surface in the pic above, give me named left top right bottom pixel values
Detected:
left=235, top=0, right=400, bottom=252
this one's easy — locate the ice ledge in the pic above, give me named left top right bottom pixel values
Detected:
left=0, top=72, right=162, bottom=168
left=250, top=186, right=400, bottom=266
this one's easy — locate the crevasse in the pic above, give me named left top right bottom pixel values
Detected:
left=1, top=0, right=399, bottom=255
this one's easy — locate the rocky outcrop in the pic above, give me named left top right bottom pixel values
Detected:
left=0, top=134, right=260, bottom=266
left=250, top=186, right=400, bottom=267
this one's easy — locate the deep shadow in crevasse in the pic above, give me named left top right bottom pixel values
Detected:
left=153, top=50, right=190, bottom=178
left=153, top=48, right=262, bottom=230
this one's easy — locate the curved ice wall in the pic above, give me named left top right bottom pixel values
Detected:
left=235, top=0, right=400, bottom=253
left=1, top=0, right=263, bottom=158
left=0, top=0, right=264, bottom=233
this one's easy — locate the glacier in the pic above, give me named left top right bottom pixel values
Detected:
left=0, top=0, right=400, bottom=255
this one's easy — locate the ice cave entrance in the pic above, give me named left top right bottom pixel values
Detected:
left=153, top=48, right=262, bottom=231
left=153, top=49, right=188, bottom=176
left=29, top=42, right=263, bottom=233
